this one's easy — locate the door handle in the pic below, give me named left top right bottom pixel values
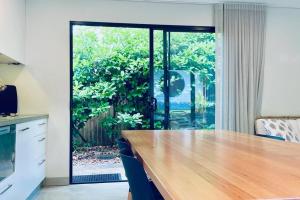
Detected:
left=151, top=97, right=157, bottom=111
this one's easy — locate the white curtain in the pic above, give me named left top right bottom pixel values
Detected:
left=214, top=3, right=266, bottom=134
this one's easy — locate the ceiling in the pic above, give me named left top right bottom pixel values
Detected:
left=125, top=0, right=300, bottom=8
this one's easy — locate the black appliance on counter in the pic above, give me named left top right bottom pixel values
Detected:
left=0, top=85, right=18, bottom=115
left=0, top=124, right=16, bottom=182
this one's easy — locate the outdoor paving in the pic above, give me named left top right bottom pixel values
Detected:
left=72, top=146, right=127, bottom=180
left=73, top=160, right=127, bottom=180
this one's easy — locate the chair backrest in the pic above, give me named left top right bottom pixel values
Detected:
left=120, top=151, right=155, bottom=200
left=117, top=138, right=130, bottom=149
left=117, top=138, right=134, bottom=156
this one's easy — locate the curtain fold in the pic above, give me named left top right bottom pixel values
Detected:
left=214, top=3, right=266, bottom=134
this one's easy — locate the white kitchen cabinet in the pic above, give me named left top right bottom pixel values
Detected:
left=0, top=0, right=26, bottom=64
left=0, top=174, right=17, bottom=200
left=0, top=118, right=47, bottom=200
left=15, top=120, right=37, bottom=199
left=16, top=119, right=47, bottom=199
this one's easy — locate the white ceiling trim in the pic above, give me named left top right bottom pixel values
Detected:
left=113, top=0, right=300, bottom=9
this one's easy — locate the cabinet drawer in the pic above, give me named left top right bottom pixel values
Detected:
left=16, top=118, right=48, bottom=137
left=34, top=119, right=48, bottom=135
left=16, top=121, right=35, bottom=134
left=33, top=134, right=46, bottom=160
left=0, top=174, right=16, bottom=200
left=33, top=156, right=46, bottom=186
left=0, top=184, right=15, bottom=200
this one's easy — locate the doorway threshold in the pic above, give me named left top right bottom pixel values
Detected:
left=72, top=174, right=125, bottom=184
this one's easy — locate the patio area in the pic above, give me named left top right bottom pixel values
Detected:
left=72, top=146, right=127, bottom=183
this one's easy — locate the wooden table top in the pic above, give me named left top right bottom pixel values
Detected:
left=122, top=130, right=300, bottom=200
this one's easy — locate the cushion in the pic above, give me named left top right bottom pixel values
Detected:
left=262, top=119, right=300, bottom=143
left=289, top=119, right=300, bottom=142
left=255, top=119, right=269, bottom=136
left=296, top=119, right=300, bottom=133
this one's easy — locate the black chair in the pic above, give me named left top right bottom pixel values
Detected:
left=116, top=138, right=134, bottom=156
left=120, top=150, right=163, bottom=200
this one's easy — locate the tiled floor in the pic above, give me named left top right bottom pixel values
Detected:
left=35, top=182, right=129, bottom=200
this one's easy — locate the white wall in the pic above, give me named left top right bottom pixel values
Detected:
left=0, top=0, right=26, bottom=63
left=24, top=0, right=213, bottom=179
left=261, top=8, right=300, bottom=116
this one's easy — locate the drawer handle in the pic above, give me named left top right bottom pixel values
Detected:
left=20, top=127, right=30, bottom=132
left=39, top=123, right=46, bottom=126
left=38, top=138, right=46, bottom=142
left=38, top=159, right=46, bottom=166
left=0, top=184, right=13, bottom=195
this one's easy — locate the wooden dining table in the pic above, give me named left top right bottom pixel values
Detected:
left=122, top=130, right=300, bottom=200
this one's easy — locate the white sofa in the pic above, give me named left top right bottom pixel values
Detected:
left=255, top=117, right=300, bottom=143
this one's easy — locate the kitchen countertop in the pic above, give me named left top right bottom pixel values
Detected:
left=0, top=114, right=49, bottom=126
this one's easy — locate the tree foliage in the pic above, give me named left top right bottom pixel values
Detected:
left=72, top=27, right=150, bottom=143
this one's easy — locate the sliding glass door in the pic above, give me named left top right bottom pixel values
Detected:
left=70, top=22, right=215, bottom=184
left=152, top=29, right=216, bottom=130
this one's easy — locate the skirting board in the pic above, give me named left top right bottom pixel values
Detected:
left=27, top=184, right=42, bottom=200
left=43, top=177, right=69, bottom=186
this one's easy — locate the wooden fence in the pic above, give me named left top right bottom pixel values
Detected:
left=79, top=107, right=115, bottom=146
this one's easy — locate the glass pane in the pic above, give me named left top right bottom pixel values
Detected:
left=169, top=32, right=215, bottom=129
left=72, top=25, right=150, bottom=183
